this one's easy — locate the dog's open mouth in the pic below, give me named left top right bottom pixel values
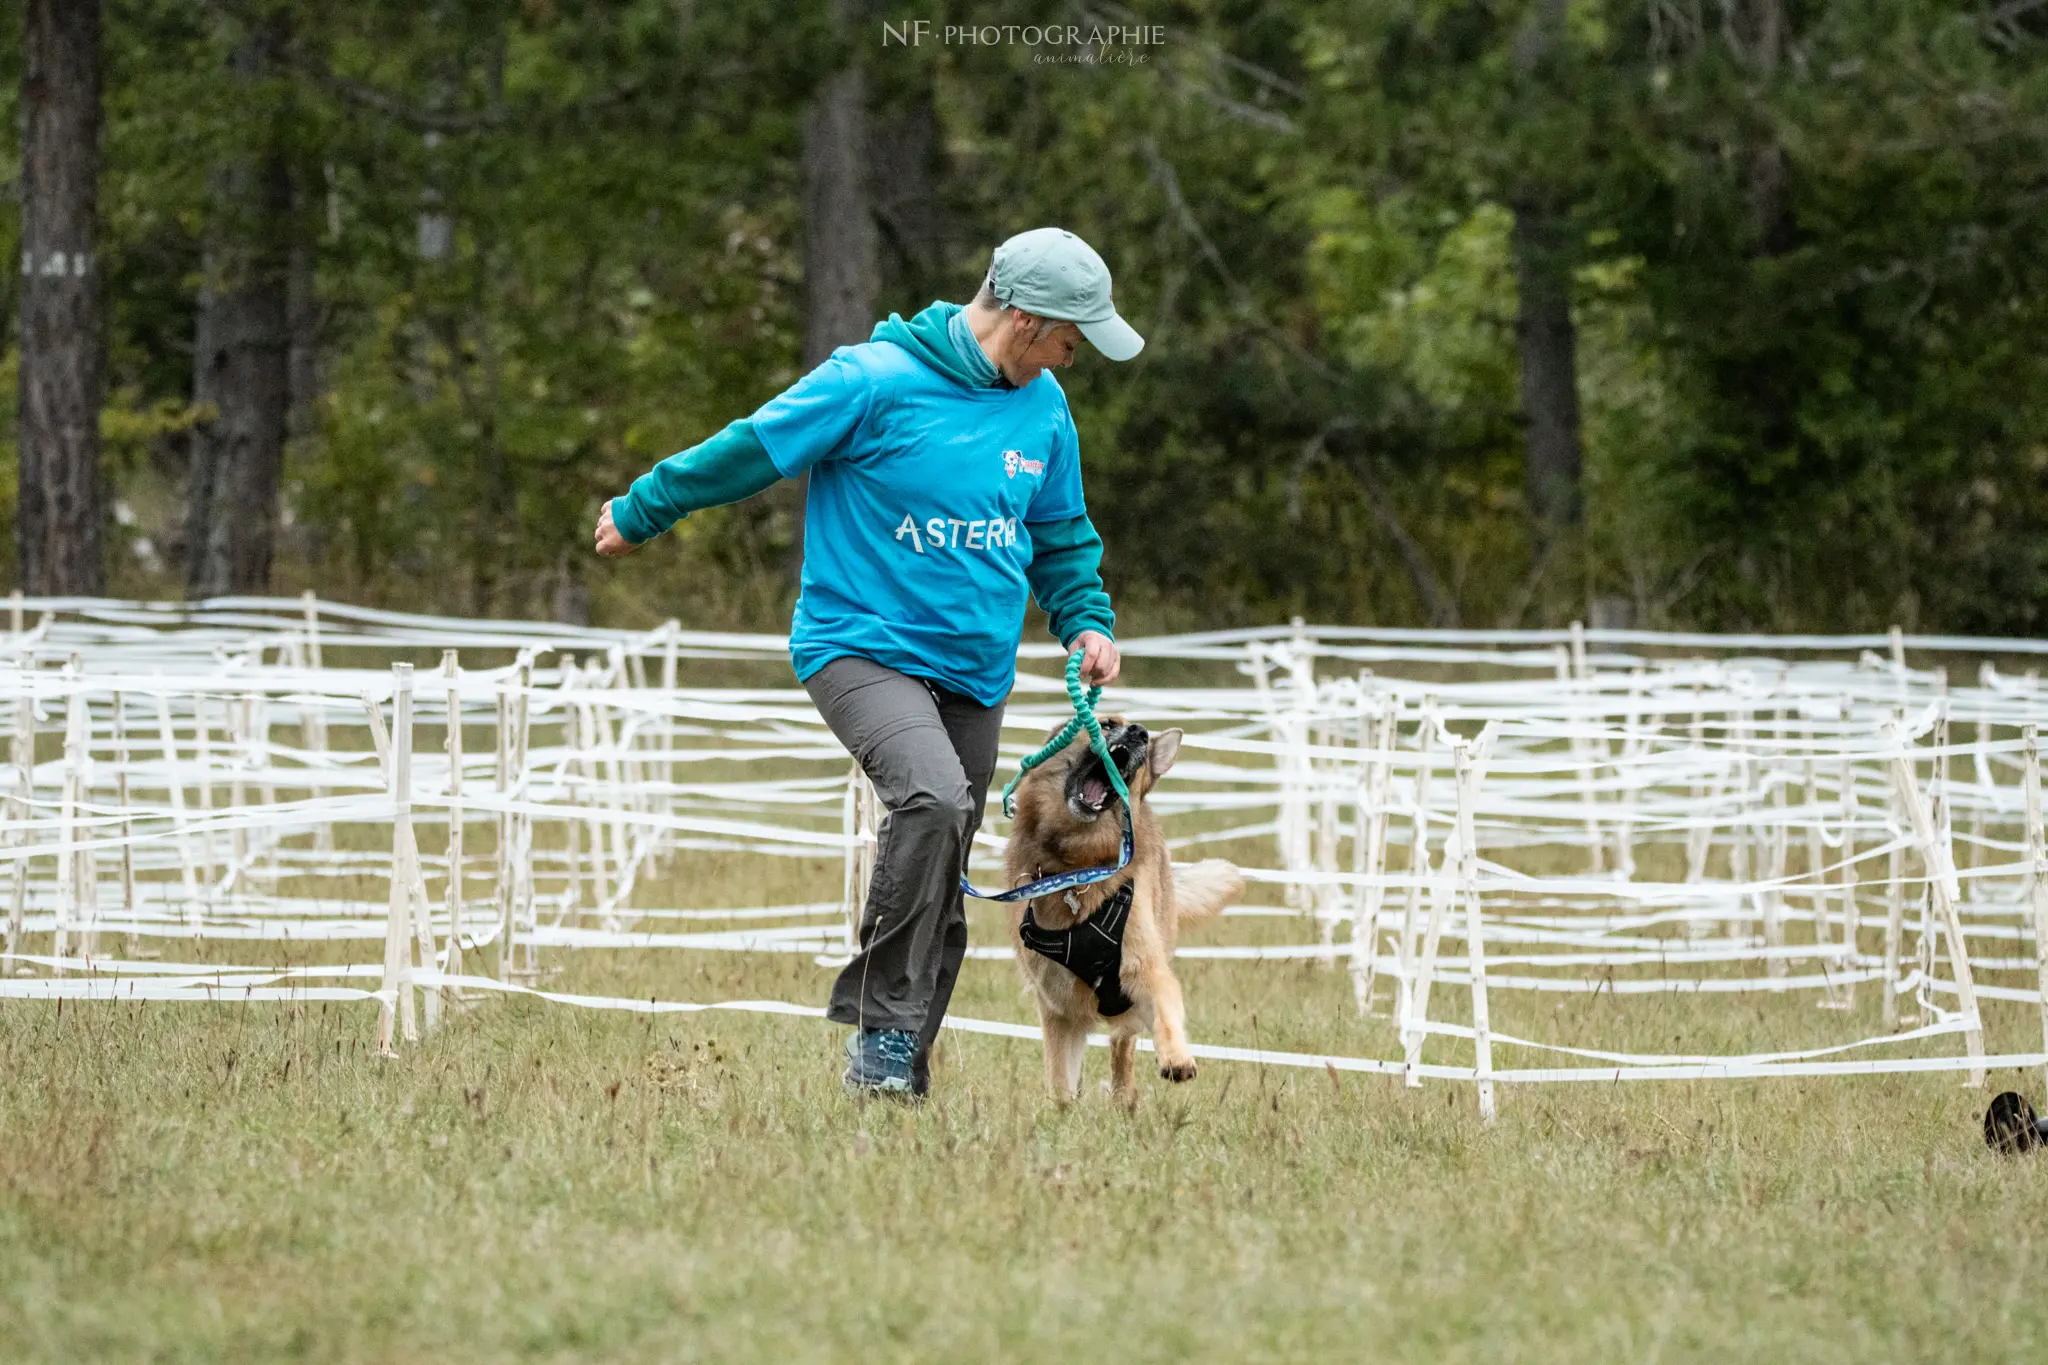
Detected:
left=1065, top=723, right=1148, bottom=821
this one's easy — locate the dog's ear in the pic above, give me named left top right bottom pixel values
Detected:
left=1148, top=728, right=1183, bottom=777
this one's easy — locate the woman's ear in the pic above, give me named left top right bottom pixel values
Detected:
left=1148, top=728, right=1183, bottom=777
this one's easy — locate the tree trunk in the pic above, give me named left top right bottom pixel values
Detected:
left=869, top=92, right=946, bottom=306
left=1511, top=0, right=1584, bottom=547
left=801, top=72, right=881, bottom=371
left=1511, top=201, right=1584, bottom=536
left=792, top=16, right=882, bottom=584
left=286, top=236, right=322, bottom=442
left=186, top=20, right=292, bottom=597
left=18, top=0, right=105, bottom=595
left=1730, top=0, right=1793, bottom=255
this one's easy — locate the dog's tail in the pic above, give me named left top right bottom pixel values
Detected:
left=1171, top=859, right=1244, bottom=923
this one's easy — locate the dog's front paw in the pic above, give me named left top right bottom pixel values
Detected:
left=1157, top=1053, right=1198, bottom=1083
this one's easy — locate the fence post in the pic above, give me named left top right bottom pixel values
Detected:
left=398, top=665, right=440, bottom=1034
left=1563, top=629, right=1604, bottom=873
left=2025, top=724, right=2048, bottom=1103
left=52, top=657, right=83, bottom=970
left=442, top=651, right=466, bottom=995
left=660, top=621, right=679, bottom=867
left=114, top=690, right=139, bottom=957
left=1458, top=723, right=1501, bottom=1121
left=374, top=667, right=417, bottom=1053
left=301, top=592, right=333, bottom=855
left=1834, top=752, right=1859, bottom=1008
left=1404, top=716, right=1459, bottom=1089
left=1393, top=696, right=1437, bottom=1033
left=1883, top=706, right=1908, bottom=1028
left=194, top=692, right=217, bottom=906
left=494, top=678, right=512, bottom=983
left=5, top=652, right=37, bottom=963
left=1886, top=719, right=1986, bottom=1088
left=1762, top=721, right=1788, bottom=978
left=1350, top=692, right=1398, bottom=1014
left=512, top=654, right=536, bottom=979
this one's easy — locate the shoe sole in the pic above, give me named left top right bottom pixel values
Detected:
left=841, top=1069, right=917, bottom=1099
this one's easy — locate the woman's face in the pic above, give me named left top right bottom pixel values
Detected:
left=1000, top=314, right=1082, bottom=387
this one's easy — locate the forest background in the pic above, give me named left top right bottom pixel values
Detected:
left=7, top=0, right=2048, bottom=638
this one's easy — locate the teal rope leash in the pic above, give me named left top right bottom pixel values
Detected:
left=1000, top=650, right=1131, bottom=818
left=962, top=651, right=1133, bottom=903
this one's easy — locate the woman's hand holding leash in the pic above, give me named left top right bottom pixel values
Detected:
left=593, top=499, right=638, bottom=558
left=1071, top=630, right=1119, bottom=686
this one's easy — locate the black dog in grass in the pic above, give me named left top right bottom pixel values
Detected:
left=1985, top=1092, right=2048, bottom=1153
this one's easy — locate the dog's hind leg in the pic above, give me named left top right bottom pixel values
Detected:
left=1041, top=1010, right=1089, bottom=1104
left=1109, top=1033, right=1139, bottom=1108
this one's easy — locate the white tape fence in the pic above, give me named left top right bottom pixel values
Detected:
left=6, top=594, right=2048, bottom=1115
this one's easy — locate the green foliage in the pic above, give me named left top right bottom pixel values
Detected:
left=8, top=0, right=2048, bottom=632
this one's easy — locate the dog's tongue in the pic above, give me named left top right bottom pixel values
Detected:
left=1081, top=774, right=1110, bottom=809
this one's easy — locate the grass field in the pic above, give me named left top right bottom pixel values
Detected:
left=6, top=831, right=2048, bottom=1363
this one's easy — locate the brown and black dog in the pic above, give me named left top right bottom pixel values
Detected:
left=1003, top=718, right=1243, bottom=1105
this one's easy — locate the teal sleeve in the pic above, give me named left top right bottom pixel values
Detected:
left=611, top=419, right=783, bottom=544
left=1024, top=513, right=1116, bottom=648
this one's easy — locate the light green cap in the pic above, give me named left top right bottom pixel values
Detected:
left=986, top=227, right=1144, bottom=361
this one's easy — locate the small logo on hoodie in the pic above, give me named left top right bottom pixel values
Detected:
left=1002, top=449, right=1043, bottom=478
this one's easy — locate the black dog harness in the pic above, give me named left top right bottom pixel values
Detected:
left=1019, top=880, right=1135, bottom=1016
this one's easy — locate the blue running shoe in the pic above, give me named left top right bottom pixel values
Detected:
left=842, top=1027, right=918, bottom=1097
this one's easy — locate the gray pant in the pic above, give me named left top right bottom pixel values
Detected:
left=804, top=655, right=1007, bottom=1066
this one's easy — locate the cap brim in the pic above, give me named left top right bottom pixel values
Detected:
left=1076, top=311, right=1144, bottom=362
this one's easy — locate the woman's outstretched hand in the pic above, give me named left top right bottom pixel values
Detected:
left=594, top=499, right=638, bottom=558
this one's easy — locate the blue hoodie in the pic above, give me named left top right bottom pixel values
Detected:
left=612, top=301, right=1115, bottom=698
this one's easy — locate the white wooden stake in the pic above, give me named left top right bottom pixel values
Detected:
left=1762, top=726, right=1788, bottom=977
left=1805, top=755, right=1837, bottom=1004
left=397, top=667, right=439, bottom=1035
left=5, top=652, right=36, bottom=961
left=302, top=591, right=333, bottom=855
left=52, top=659, right=82, bottom=970
left=441, top=651, right=466, bottom=993
left=840, top=761, right=862, bottom=952
left=840, top=761, right=880, bottom=955
left=153, top=688, right=203, bottom=931
left=660, top=621, right=679, bottom=866
left=512, top=656, right=536, bottom=978
left=1393, top=696, right=1438, bottom=1033
left=2024, top=724, right=2048, bottom=1103
left=1561, top=637, right=1605, bottom=873
left=1886, top=720, right=1986, bottom=1088
left=1315, top=707, right=1341, bottom=968
left=1612, top=669, right=1645, bottom=879
left=228, top=694, right=250, bottom=887
left=1731, top=706, right=1754, bottom=944
left=1966, top=713, right=1989, bottom=872
left=592, top=685, right=633, bottom=929
left=1883, top=706, right=1907, bottom=1029
left=194, top=693, right=216, bottom=903
left=1681, top=694, right=1715, bottom=898
left=1928, top=702, right=1952, bottom=992
left=376, top=665, right=418, bottom=1052
left=253, top=689, right=278, bottom=889
left=1458, top=723, right=1501, bottom=1121
left=494, top=679, right=512, bottom=983
left=114, top=691, right=139, bottom=957
left=1350, top=693, right=1398, bottom=1013
left=1403, top=820, right=1457, bottom=1090
left=1834, top=753, right=1859, bottom=1008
